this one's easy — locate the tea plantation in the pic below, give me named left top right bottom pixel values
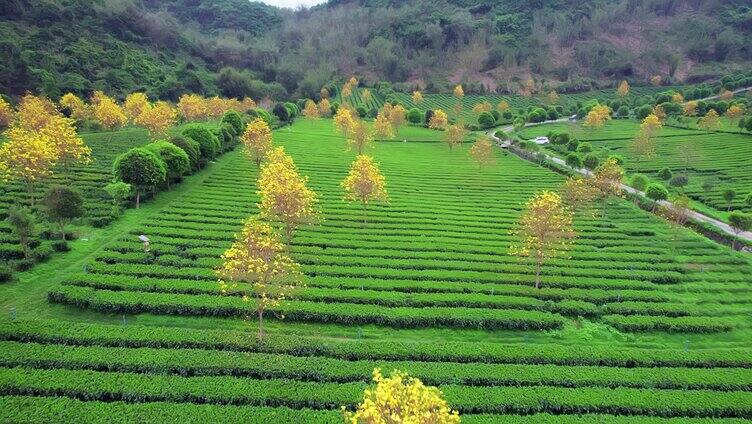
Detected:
left=1, top=119, right=751, bottom=422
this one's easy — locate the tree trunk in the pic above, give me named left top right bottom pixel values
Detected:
left=535, top=261, right=541, bottom=289
left=135, top=191, right=141, bottom=209
left=362, top=201, right=367, bottom=225
left=20, top=236, right=28, bottom=259
left=257, top=308, right=265, bottom=340
left=59, top=221, right=66, bottom=241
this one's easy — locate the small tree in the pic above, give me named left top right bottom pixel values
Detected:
left=217, top=218, right=303, bottom=339
left=583, top=105, right=611, bottom=129
left=723, top=188, right=737, bottom=212
left=509, top=191, right=576, bottom=289
left=177, top=94, right=208, bottom=122
left=428, top=109, right=448, bottom=130
left=631, top=174, right=649, bottom=191
left=443, top=124, right=466, bottom=151
left=341, top=155, right=388, bottom=224
left=6, top=206, right=34, bottom=259
left=342, top=368, right=460, bottom=424
left=374, top=112, right=394, bottom=139
left=0, top=127, right=58, bottom=206
left=407, top=108, right=423, bottom=124
left=658, top=167, right=673, bottom=181
left=104, top=181, right=132, bottom=214
left=645, top=183, right=669, bottom=210
left=468, top=136, right=496, bottom=169
left=93, top=95, right=127, bottom=133
left=257, top=147, right=319, bottom=241
left=728, top=211, right=752, bottom=250
left=112, top=148, right=166, bottom=208
left=698, top=110, right=720, bottom=132
left=241, top=118, right=273, bottom=168
left=411, top=90, right=423, bottom=105
left=302, top=100, right=320, bottom=119
left=617, top=80, right=630, bottom=97
left=145, top=141, right=190, bottom=189
left=124, top=92, right=150, bottom=123
left=43, top=186, right=84, bottom=241
left=136, top=101, right=177, bottom=140
left=346, top=119, right=374, bottom=155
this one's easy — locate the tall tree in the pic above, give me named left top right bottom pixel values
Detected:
left=136, top=101, right=177, bottom=140
left=93, top=95, right=127, bottom=133
left=617, top=80, right=630, bottom=97
left=217, top=218, right=302, bottom=339
left=583, top=105, right=611, bottom=129
left=0, top=127, right=58, bottom=206
left=178, top=94, right=209, bottom=122
left=630, top=114, right=661, bottom=171
left=428, top=109, right=448, bottom=130
left=112, top=148, right=166, bottom=208
left=443, top=124, right=466, bottom=151
left=124, top=92, right=150, bottom=123
left=468, top=136, right=496, bottom=169
left=341, top=155, right=388, bottom=223
left=346, top=119, right=374, bottom=154
left=509, top=191, right=576, bottom=289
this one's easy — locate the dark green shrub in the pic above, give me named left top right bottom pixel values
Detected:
left=113, top=148, right=167, bottom=208
left=669, top=174, right=689, bottom=188
left=144, top=142, right=190, bottom=189
left=0, top=265, right=13, bottom=283
left=576, top=142, right=592, bottom=153
left=43, top=186, right=84, bottom=241
left=645, top=183, right=669, bottom=203
left=657, top=167, right=672, bottom=180
left=478, top=111, right=496, bottom=129
left=565, top=153, right=582, bottom=168
left=221, top=111, right=244, bottom=135
left=273, top=103, right=290, bottom=122
left=182, top=125, right=220, bottom=162
left=356, top=106, right=367, bottom=117
left=52, top=240, right=70, bottom=252
left=168, top=137, right=200, bottom=171
left=583, top=153, right=599, bottom=170
left=407, top=108, right=423, bottom=124
left=33, top=244, right=54, bottom=262
left=631, top=174, right=649, bottom=191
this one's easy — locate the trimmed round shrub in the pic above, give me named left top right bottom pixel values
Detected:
left=631, top=174, right=649, bottom=191
left=273, top=103, right=290, bottom=122
left=113, top=148, right=166, bottom=207
left=478, top=111, right=496, bottom=129
left=566, top=153, right=583, bottom=168
left=356, top=106, right=367, bottom=118
left=490, top=110, right=500, bottom=122
left=657, top=167, right=673, bottom=181
left=168, top=136, right=200, bottom=171
left=583, top=153, right=599, bottom=170
left=567, top=139, right=579, bottom=151
left=616, top=106, right=630, bottom=118
left=528, top=108, right=548, bottom=123
left=547, top=109, right=559, bottom=120
left=607, top=155, right=625, bottom=166
left=221, top=111, right=244, bottom=135
left=635, top=104, right=653, bottom=120
left=646, top=183, right=669, bottom=202
left=576, top=142, right=592, bottom=153
left=407, top=108, right=423, bottom=124
left=182, top=124, right=220, bottom=161
left=552, top=132, right=570, bottom=145
left=0, top=265, right=13, bottom=283
left=669, top=174, right=689, bottom=188
left=145, top=141, right=190, bottom=187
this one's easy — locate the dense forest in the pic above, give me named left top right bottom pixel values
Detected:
left=1, top=0, right=751, bottom=100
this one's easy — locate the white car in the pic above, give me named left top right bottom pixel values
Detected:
left=532, top=136, right=549, bottom=145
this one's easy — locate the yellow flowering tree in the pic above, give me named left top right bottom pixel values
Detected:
left=617, top=80, right=630, bottom=97
left=342, top=368, right=460, bottom=424
left=217, top=218, right=303, bottom=339
left=719, top=89, right=733, bottom=101
left=136, top=101, right=177, bottom=140
left=257, top=147, right=319, bottom=241
left=124, top=92, right=149, bottom=123
left=303, top=100, right=320, bottom=119
left=582, top=105, right=611, bottom=129
left=59, top=93, right=90, bottom=121
left=509, top=191, right=576, bottom=289
left=472, top=101, right=492, bottom=116
left=546, top=90, right=559, bottom=105
left=94, top=95, right=127, bottom=132
left=683, top=101, right=698, bottom=117
left=374, top=112, right=394, bottom=139
left=468, top=136, right=496, bottom=168
left=726, top=104, right=744, bottom=122
left=318, top=98, right=332, bottom=117
left=320, top=87, right=330, bottom=99
left=178, top=94, right=208, bottom=122
left=411, top=90, right=423, bottom=105
left=0, top=127, right=58, bottom=206
left=341, top=155, right=388, bottom=223
left=671, top=92, right=684, bottom=103
left=443, top=124, right=466, bottom=151
left=241, top=118, right=273, bottom=167
left=206, top=96, right=227, bottom=119
left=453, top=84, right=464, bottom=118
left=40, top=115, right=91, bottom=169
left=17, top=94, right=58, bottom=131
left=241, top=97, right=258, bottom=112
left=389, top=104, right=407, bottom=131
left=362, top=89, right=372, bottom=103
left=334, top=107, right=355, bottom=135
left=560, top=177, right=600, bottom=218
left=0, top=98, right=14, bottom=127
left=698, top=109, right=720, bottom=132
left=650, top=75, right=662, bottom=86
left=652, top=104, right=666, bottom=122
left=428, top=109, right=448, bottom=130
left=497, top=100, right=510, bottom=114
left=630, top=113, right=661, bottom=171
left=346, top=119, right=374, bottom=154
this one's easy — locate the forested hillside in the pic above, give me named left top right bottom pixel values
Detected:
left=1, top=0, right=751, bottom=100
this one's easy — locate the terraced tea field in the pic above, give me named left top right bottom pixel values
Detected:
left=2, top=119, right=752, bottom=422
left=519, top=119, right=752, bottom=214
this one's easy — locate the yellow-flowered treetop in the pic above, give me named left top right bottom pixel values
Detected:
left=257, top=146, right=319, bottom=241
left=617, top=80, right=630, bottom=97
left=342, top=368, right=460, bottom=424
left=178, top=94, right=209, bottom=122
left=303, top=100, right=320, bottom=119
left=630, top=114, right=661, bottom=170
left=124, top=92, right=149, bottom=122
left=342, top=84, right=353, bottom=98
left=346, top=119, right=374, bottom=155
left=320, top=87, right=330, bottom=99
left=472, top=101, right=492, bottom=116
left=719, top=89, right=733, bottom=101
left=509, top=190, right=575, bottom=289
left=341, top=155, right=388, bottom=223
left=0, top=127, right=59, bottom=206
left=650, top=75, right=662, bottom=86
left=136, top=101, right=177, bottom=140
left=374, top=111, right=394, bottom=139
left=241, top=118, right=273, bottom=167
left=497, top=100, right=510, bottom=113
left=582, top=104, right=611, bottom=129
left=468, top=136, right=496, bottom=168
left=334, top=107, right=355, bottom=135
left=40, top=115, right=91, bottom=167
left=348, top=76, right=359, bottom=87
left=671, top=92, right=684, bottom=103
left=94, top=95, right=127, bottom=131
left=726, top=104, right=744, bottom=121
left=443, top=124, right=466, bottom=151
left=0, top=97, right=13, bottom=127
left=683, top=101, right=698, bottom=117
left=389, top=104, right=407, bottom=130
left=428, top=109, right=448, bottom=130
left=216, top=217, right=302, bottom=338
left=318, top=98, right=332, bottom=117
left=241, top=97, right=258, bottom=112
left=17, top=94, right=58, bottom=131
left=560, top=176, right=600, bottom=218
left=453, top=84, right=464, bottom=98
left=206, top=96, right=227, bottom=119
left=411, top=90, right=423, bottom=104
left=592, top=157, right=624, bottom=198
left=651, top=104, right=666, bottom=122
left=546, top=90, right=559, bottom=104
left=698, top=109, right=720, bottom=132
left=362, top=89, right=372, bottom=103
left=59, top=93, right=91, bottom=121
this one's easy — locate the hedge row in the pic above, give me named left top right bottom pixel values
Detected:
left=602, top=315, right=735, bottom=333
left=48, top=285, right=566, bottom=330
left=2, top=367, right=752, bottom=417
left=3, top=341, right=750, bottom=391
left=2, top=320, right=750, bottom=369
left=5, top=397, right=745, bottom=424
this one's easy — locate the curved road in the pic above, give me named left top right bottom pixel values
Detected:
left=487, top=120, right=752, bottom=244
